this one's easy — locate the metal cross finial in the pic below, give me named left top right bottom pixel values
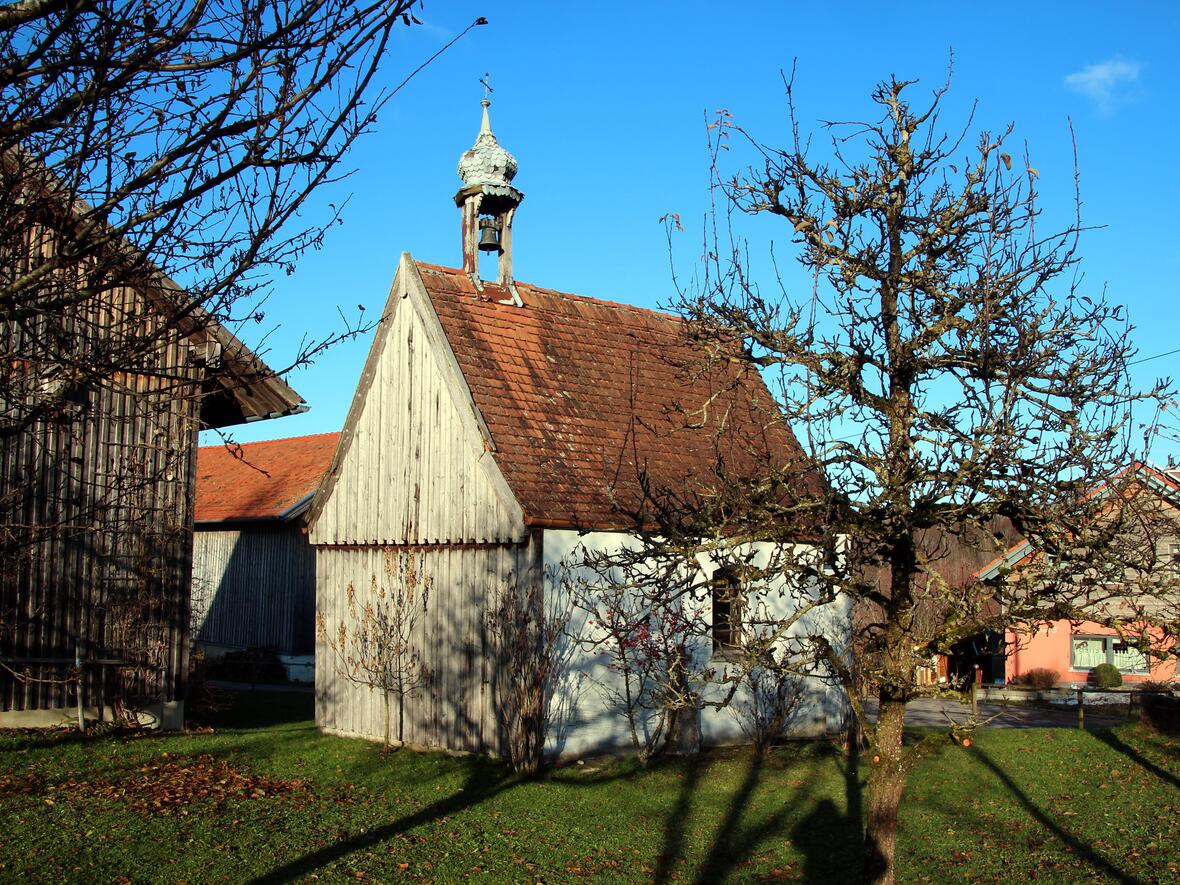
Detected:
left=480, top=73, right=493, bottom=101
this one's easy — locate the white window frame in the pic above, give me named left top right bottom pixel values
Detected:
left=1069, top=634, right=1151, bottom=675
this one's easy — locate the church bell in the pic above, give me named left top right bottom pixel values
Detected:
left=477, top=218, right=500, bottom=252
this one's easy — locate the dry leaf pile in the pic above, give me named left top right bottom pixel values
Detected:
left=2, top=753, right=304, bottom=815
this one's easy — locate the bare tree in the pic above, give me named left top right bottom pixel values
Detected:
left=729, top=663, right=804, bottom=756
left=317, top=550, right=430, bottom=748
left=591, top=70, right=1172, bottom=884
left=0, top=1, right=483, bottom=719
left=1, top=0, right=487, bottom=429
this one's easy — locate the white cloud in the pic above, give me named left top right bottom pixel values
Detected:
left=1064, top=58, right=1142, bottom=113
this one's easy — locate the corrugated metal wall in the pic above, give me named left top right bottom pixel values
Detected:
left=192, top=524, right=315, bottom=655
left=1, top=221, right=200, bottom=713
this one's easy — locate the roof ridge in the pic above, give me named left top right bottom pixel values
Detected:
left=198, top=430, right=340, bottom=452
left=414, top=260, right=682, bottom=323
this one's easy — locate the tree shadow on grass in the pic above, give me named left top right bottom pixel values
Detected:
left=246, top=757, right=516, bottom=885
left=689, top=751, right=788, bottom=884
left=647, top=743, right=863, bottom=885
left=652, top=752, right=706, bottom=884
left=971, top=746, right=1148, bottom=885
left=245, top=754, right=642, bottom=884
left=788, top=743, right=864, bottom=885
left=1091, top=727, right=1180, bottom=790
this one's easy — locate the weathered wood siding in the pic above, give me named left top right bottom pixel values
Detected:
left=312, top=259, right=534, bottom=749
left=1, top=218, right=201, bottom=714
left=309, top=260, right=525, bottom=547
left=192, top=524, right=314, bottom=655
left=315, top=540, right=535, bottom=753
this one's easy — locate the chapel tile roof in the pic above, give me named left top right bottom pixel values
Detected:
left=195, top=432, right=339, bottom=523
left=416, top=262, right=818, bottom=530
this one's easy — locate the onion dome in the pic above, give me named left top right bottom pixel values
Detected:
left=457, top=99, right=518, bottom=189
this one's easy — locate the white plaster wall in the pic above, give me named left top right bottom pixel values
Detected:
left=542, top=529, right=852, bottom=760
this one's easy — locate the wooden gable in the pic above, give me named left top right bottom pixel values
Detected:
left=308, top=254, right=527, bottom=546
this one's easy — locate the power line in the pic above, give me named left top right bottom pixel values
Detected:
left=1130, top=347, right=1180, bottom=366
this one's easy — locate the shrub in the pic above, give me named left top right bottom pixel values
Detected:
left=1020, top=668, right=1061, bottom=689
left=1140, top=692, right=1180, bottom=734
left=1092, top=662, right=1123, bottom=689
left=731, top=666, right=804, bottom=756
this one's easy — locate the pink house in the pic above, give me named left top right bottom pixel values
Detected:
left=1001, top=617, right=1176, bottom=686
left=978, top=464, right=1180, bottom=686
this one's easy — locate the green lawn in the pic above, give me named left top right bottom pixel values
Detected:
left=0, top=692, right=1176, bottom=883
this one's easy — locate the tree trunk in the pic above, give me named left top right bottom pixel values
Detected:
left=666, top=700, right=701, bottom=755
left=397, top=688, right=405, bottom=745
left=665, top=650, right=701, bottom=756
left=863, top=695, right=907, bottom=885
left=383, top=689, right=391, bottom=749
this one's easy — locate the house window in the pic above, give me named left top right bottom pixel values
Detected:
left=1070, top=636, right=1106, bottom=670
left=711, top=567, right=743, bottom=655
left=1162, top=541, right=1180, bottom=567
left=1110, top=641, right=1151, bottom=674
left=1069, top=635, right=1150, bottom=675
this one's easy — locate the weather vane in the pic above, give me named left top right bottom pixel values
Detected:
left=480, top=72, right=493, bottom=101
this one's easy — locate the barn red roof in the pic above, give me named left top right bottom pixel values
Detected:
left=195, top=432, right=339, bottom=523
left=416, top=262, right=818, bottom=530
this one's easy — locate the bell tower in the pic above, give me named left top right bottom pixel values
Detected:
left=455, top=86, right=523, bottom=305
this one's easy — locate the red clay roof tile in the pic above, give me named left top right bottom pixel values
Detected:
left=195, top=432, right=339, bottom=523
left=416, top=262, right=816, bottom=530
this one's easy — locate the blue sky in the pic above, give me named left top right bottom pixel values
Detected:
left=213, top=1, right=1180, bottom=464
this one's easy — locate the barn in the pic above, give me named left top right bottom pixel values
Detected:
left=192, top=433, right=339, bottom=682
left=0, top=273, right=303, bottom=728
left=308, top=100, right=851, bottom=758
left=0, top=153, right=305, bottom=727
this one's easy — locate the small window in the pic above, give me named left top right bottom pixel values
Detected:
left=1164, top=541, right=1180, bottom=566
left=1070, top=634, right=1151, bottom=675
left=711, top=567, right=743, bottom=655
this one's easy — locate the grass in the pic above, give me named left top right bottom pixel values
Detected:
left=898, top=726, right=1180, bottom=884
left=0, top=691, right=1176, bottom=884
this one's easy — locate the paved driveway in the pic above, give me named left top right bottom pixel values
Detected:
left=862, top=696, right=1128, bottom=729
